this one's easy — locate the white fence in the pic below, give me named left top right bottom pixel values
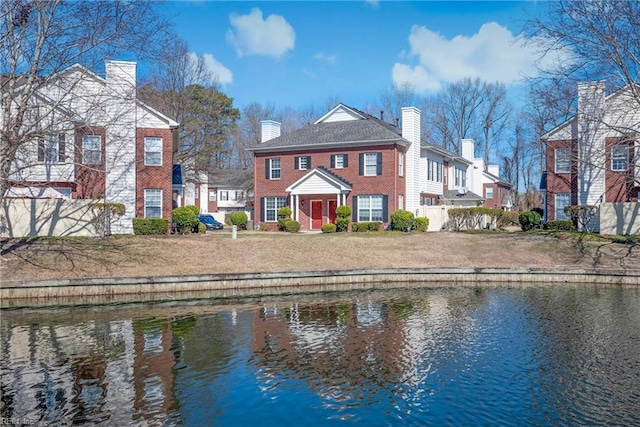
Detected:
left=1, top=199, right=102, bottom=238
left=599, top=202, right=640, bottom=235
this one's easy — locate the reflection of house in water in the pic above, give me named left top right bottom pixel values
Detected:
left=0, top=318, right=179, bottom=424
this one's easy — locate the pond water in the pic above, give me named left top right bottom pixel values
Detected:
left=1, top=285, right=640, bottom=426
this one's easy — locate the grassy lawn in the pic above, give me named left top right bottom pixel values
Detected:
left=1, top=230, right=639, bottom=283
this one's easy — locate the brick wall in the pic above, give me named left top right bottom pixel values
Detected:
left=605, top=137, right=638, bottom=202
left=545, top=139, right=578, bottom=219
left=254, top=143, right=406, bottom=230
left=74, top=126, right=106, bottom=199
left=135, top=128, right=174, bottom=224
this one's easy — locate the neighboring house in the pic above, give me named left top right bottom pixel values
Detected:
left=249, top=104, right=499, bottom=232
left=461, top=139, right=513, bottom=210
left=5, top=60, right=180, bottom=234
left=541, top=81, right=639, bottom=226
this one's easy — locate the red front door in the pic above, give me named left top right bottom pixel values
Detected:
left=311, top=200, right=323, bottom=229
left=328, top=200, right=337, bottom=224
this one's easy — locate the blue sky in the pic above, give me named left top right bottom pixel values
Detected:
left=159, top=1, right=553, bottom=112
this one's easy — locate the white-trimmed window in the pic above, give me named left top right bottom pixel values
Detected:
left=144, top=189, right=162, bottom=218
left=455, top=167, right=466, bottom=187
left=555, top=147, right=571, bottom=173
left=611, top=145, right=629, bottom=171
left=364, top=153, right=378, bottom=176
left=398, top=152, right=404, bottom=177
left=264, top=197, right=287, bottom=221
left=486, top=186, right=494, bottom=199
left=358, top=195, right=384, bottom=222
left=332, top=154, right=347, bottom=169
left=398, top=194, right=404, bottom=210
left=555, top=193, right=571, bottom=220
left=268, top=158, right=281, bottom=179
left=235, top=190, right=243, bottom=200
left=82, top=135, right=102, bottom=164
left=144, top=137, right=162, bottom=166
left=295, top=156, right=310, bottom=170
left=209, top=191, right=216, bottom=202
left=38, top=134, right=65, bottom=163
left=220, top=191, right=229, bottom=201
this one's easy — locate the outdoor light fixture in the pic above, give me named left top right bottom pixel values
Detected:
left=301, top=199, right=305, bottom=206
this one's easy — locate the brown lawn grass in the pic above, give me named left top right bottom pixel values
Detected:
left=1, top=230, right=639, bottom=284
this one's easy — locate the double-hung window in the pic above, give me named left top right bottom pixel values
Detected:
left=144, top=137, right=162, bottom=166
left=358, top=195, right=384, bottom=222
left=455, top=168, right=466, bottom=187
left=360, top=152, right=381, bottom=176
left=144, top=189, right=162, bottom=218
left=295, top=156, right=311, bottom=170
left=331, top=154, right=348, bottom=169
left=555, top=147, right=571, bottom=173
left=267, top=158, right=281, bottom=179
left=38, top=134, right=65, bottom=163
left=398, top=152, right=404, bottom=177
left=486, top=186, right=494, bottom=199
left=555, top=193, right=571, bottom=220
left=235, top=191, right=243, bottom=200
left=264, top=197, right=287, bottom=221
left=209, top=191, right=217, bottom=202
left=220, top=191, right=229, bottom=201
left=611, top=145, right=628, bottom=171
left=82, top=135, right=102, bottom=164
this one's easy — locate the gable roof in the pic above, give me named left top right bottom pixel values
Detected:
left=440, top=189, right=484, bottom=202
left=285, top=166, right=353, bottom=194
left=248, top=103, right=407, bottom=153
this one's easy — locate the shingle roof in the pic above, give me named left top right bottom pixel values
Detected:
left=440, top=190, right=484, bottom=201
left=250, top=107, right=404, bottom=151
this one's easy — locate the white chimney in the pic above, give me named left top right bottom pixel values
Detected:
left=577, top=80, right=606, bottom=208
left=261, top=120, right=281, bottom=143
left=461, top=139, right=475, bottom=161
left=488, top=165, right=499, bottom=177
left=402, top=107, right=421, bottom=214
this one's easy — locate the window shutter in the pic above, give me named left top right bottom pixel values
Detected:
left=344, top=154, right=349, bottom=167
left=330, top=155, right=335, bottom=168
left=359, top=153, right=364, bottom=175
left=352, top=196, right=358, bottom=222
left=265, top=159, right=270, bottom=179
left=38, top=139, right=45, bottom=162
left=260, top=197, right=265, bottom=222
left=306, top=156, right=311, bottom=168
left=376, top=152, right=383, bottom=175
left=58, top=134, right=65, bottom=162
left=294, top=157, right=299, bottom=170
left=382, top=195, right=389, bottom=222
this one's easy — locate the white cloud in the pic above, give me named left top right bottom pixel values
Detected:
left=226, top=8, right=295, bottom=58
left=188, top=52, right=233, bottom=86
left=365, top=0, right=380, bottom=8
left=393, top=22, right=563, bottom=92
left=314, top=52, right=337, bottom=65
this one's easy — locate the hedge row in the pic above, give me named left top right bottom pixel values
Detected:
left=133, top=218, right=169, bottom=235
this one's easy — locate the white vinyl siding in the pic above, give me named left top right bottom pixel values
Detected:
left=555, top=193, right=571, bottom=220
left=144, top=137, right=163, bottom=166
left=82, top=135, right=102, bottom=164
left=555, top=147, right=571, bottom=173
left=144, top=189, right=162, bottom=218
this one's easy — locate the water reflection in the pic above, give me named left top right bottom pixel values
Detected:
left=1, top=286, right=639, bottom=426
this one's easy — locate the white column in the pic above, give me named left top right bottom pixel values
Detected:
left=295, top=194, right=300, bottom=222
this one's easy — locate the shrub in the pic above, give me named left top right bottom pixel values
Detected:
left=412, top=217, right=429, bottom=232
left=133, top=218, right=169, bottom=235
left=531, top=207, right=544, bottom=217
left=197, top=222, right=207, bottom=234
left=229, top=211, right=248, bottom=230
left=172, top=206, right=199, bottom=234
left=277, top=206, right=292, bottom=231
left=335, top=205, right=351, bottom=232
left=498, top=211, right=520, bottom=228
left=321, top=223, right=337, bottom=233
left=390, top=210, right=415, bottom=231
left=185, top=205, right=200, bottom=216
left=519, top=211, right=542, bottom=232
left=352, top=222, right=381, bottom=232
left=544, top=220, right=574, bottom=231
left=90, top=202, right=126, bottom=237
left=284, top=219, right=300, bottom=233
left=259, top=223, right=271, bottom=231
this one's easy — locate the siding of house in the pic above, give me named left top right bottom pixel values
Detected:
left=135, top=128, right=174, bottom=223
left=254, top=144, right=405, bottom=231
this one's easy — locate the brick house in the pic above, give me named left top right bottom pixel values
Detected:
left=541, top=81, right=639, bottom=227
left=6, top=60, right=180, bottom=234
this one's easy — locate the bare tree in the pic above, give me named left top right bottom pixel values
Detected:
left=1, top=0, right=173, bottom=224
left=479, top=82, right=510, bottom=170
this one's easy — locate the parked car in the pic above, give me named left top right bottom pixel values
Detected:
left=198, top=214, right=224, bottom=231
